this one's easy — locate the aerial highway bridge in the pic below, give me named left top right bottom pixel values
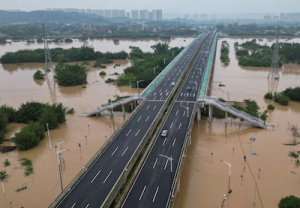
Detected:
left=50, top=30, right=270, bottom=208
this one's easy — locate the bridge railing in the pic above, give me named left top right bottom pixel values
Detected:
left=198, top=30, right=218, bottom=100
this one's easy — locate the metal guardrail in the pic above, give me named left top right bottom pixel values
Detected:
left=203, top=97, right=267, bottom=129
left=198, top=30, right=218, bottom=100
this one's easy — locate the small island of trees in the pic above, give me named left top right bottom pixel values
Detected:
left=54, top=63, right=88, bottom=87
left=220, top=40, right=230, bottom=63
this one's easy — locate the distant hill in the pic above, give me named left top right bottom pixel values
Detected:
left=0, top=10, right=108, bottom=25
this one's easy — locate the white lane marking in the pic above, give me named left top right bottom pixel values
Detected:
left=153, top=105, right=157, bottom=110
left=196, top=76, right=198, bottom=78
left=135, top=129, right=140, bottom=137
left=71, top=203, right=76, bottom=208
left=91, top=170, right=101, bottom=183
left=193, top=94, right=195, bottom=97
left=192, top=76, right=193, bottom=78
left=85, top=204, right=89, bottom=208
left=164, top=159, right=169, bottom=169
left=153, top=158, right=158, bottom=169
left=160, top=96, right=163, bottom=100
left=163, top=138, right=167, bottom=146
left=184, top=93, right=186, bottom=96
left=187, top=93, right=189, bottom=96
left=152, top=187, right=160, bottom=202
left=126, top=129, right=132, bottom=137
left=168, top=78, right=170, bottom=80
left=111, top=147, right=119, bottom=156
left=139, top=186, right=147, bottom=201
left=172, top=73, right=174, bottom=75
left=173, top=78, right=175, bottom=80
left=181, top=93, right=183, bottom=96
left=170, top=122, right=173, bottom=129
left=166, top=92, right=169, bottom=96
left=190, top=93, right=192, bottom=97
left=183, top=111, right=185, bottom=116
left=153, top=96, right=157, bottom=100
left=176, top=110, right=178, bottom=116
left=160, top=92, right=163, bottom=96
left=145, top=116, right=149, bottom=122
left=122, top=147, right=128, bottom=156
left=154, top=92, right=156, bottom=95
left=159, top=89, right=162, bottom=92
left=103, top=170, right=113, bottom=183
left=178, top=123, right=182, bottom=129
left=137, top=116, right=142, bottom=122
left=146, top=105, right=150, bottom=110
left=172, top=138, right=176, bottom=146
left=164, top=83, right=166, bottom=86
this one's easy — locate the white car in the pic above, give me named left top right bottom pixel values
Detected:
left=171, top=82, right=175, bottom=86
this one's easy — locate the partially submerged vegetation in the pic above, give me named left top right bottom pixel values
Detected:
left=33, top=70, right=45, bottom=80
left=3, top=159, right=10, bottom=167
left=220, top=40, right=230, bottom=63
left=15, top=185, right=27, bottom=192
left=0, top=102, right=69, bottom=149
left=1, top=45, right=128, bottom=63
left=116, top=43, right=183, bottom=88
left=55, top=63, right=88, bottom=86
left=19, top=158, right=33, bottom=176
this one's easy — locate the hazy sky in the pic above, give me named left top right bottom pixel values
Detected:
left=2, top=0, right=299, bottom=13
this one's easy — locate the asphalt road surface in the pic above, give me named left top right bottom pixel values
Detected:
left=121, top=31, right=217, bottom=208
left=56, top=33, right=210, bottom=208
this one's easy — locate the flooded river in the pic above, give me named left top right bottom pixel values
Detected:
left=0, top=37, right=193, bottom=208
left=173, top=38, right=300, bottom=208
left=0, top=37, right=300, bottom=208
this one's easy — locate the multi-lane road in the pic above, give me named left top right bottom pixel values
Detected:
left=121, top=31, right=217, bottom=208
left=56, top=33, right=209, bottom=208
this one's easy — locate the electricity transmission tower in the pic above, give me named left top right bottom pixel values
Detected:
left=42, top=23, right=55, bottom=76
left=267, top=34, right=280, bottom=80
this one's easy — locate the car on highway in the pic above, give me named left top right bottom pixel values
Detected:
left=187, top=86, right=192, bottom=91
left=161, top=130, right=168, bottom=137
left=171, top=82, right=175, bottom=86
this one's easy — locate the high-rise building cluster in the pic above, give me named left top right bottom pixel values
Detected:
left=263, top=13, right=300, bottom=21
left=45, top=8, right=162, bottom=20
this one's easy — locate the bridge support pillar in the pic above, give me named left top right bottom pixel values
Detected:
left=131, top=102, right=133, bottom=111
left=208, top=105, right=213, bottom=122
left=122, top=105, right=125, bottom=117
left=197, top=107, right=201, bottom=123
left=225, top=112, right=228, bottom=123
left=134, top=101, right=137, bottom=109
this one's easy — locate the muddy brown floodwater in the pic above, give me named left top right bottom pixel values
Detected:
left=0, top=37, right=195, bottom=56
left=173, top=38, right=300, bottom=208
left=0, top=37, right=194, bottom=208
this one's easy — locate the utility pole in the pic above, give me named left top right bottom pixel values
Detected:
left=267, top=30, right=280, bottom=80
left=110, top=100, right=115, bottom=133
left=42, top=23, right=55, bottom=77
left=46, top=123, right=52, bottom=149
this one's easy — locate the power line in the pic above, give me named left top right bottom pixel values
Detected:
left=233, top=121, right=264, bottom=208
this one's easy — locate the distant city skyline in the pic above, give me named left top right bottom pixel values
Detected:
left=1, top=0, right=299, bottom=14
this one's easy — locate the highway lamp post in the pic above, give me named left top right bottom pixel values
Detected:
left=153, top=67, right=159, bottom=75
left=158, top=154, right=174, bottom=196
left=46, top=123, right=52, bottom=149
left=55, top=141, right=69, bottom=193
left=110, top=100, right=115, bottom=133
left=220, top=160, right=232, bottom=194
left=172, top=51, right=176, bottom=57
left=164, top=58, right=168, bottom=65
left=180, top=102, right=189, bottom=128
left=137, top=80, right=144, bottom=104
